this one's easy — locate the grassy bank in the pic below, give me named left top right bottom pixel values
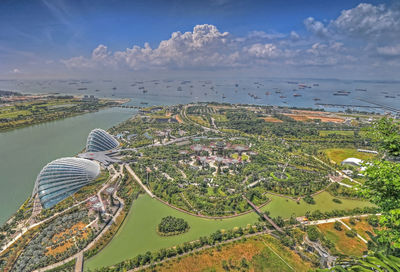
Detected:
left=85, top=195, right=259, bottom=270
left=85, top=191, right=373, bottom=270
left=262, top=192, right=374, bottom=218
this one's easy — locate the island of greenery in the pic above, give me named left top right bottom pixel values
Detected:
left=157, top=216, right=190, bottom=236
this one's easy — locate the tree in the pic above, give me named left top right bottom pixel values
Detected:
left=326, top=253, right=400, bottom=271
left=362, top=117, right=400, bottom=255
left=365, top=117, right=400, bottom=157
left=334, top=221, right=342, bottom=231
left=240, top=257, right=248, bottom=268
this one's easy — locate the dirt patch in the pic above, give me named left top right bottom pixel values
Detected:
left=46, top=222, right=89, bottom=256
left=262, top=117, right=283, bottom=123
left=283, top=113, right=344, bottom=123
left=342, top=219, right=377, bottom=241
left=175, top=114, right=184, bottom=124
left=153, top=238, right=264, bottom=272
left=318, top=222, right=367, bottom=256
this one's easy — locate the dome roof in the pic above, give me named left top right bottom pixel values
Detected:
left=86, top=128, right=119, bottom=152
left=33, top=157, right=100, bottom=209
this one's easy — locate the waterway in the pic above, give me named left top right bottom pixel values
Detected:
left=0, top=107, right=136, bottom=224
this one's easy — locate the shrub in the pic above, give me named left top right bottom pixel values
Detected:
left=332, top=198, right=342, bottom=204
left=334, top=221, right=342, bottom=231
left=345, top=229, right=357, bottom=238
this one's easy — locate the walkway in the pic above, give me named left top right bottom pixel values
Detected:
left=338, top=219, right=368, bottom=244
left=125, top=164, right=154, bottom=197
left=243, top=195, right=284, bottom=233
left=34, top=169, right=126, bottom=272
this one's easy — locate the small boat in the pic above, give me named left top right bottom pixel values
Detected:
left=313, top=98, right=321, bottom=101
left=140, top=102, right=148, bottom=105
left=143, top=89, right=148, bottom=94
left=280, top=95, right=287, bottom=98
left=112, top=87, right=117, bottom=90
left=293, top=93, right=302, bottom=97
left=265, top=92, right=270, bottom=95
left=222, top=94, right=226, bottom=99
left=77, top=87, right=87, bottom=90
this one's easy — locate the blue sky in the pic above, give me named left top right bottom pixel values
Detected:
left=0, top=0, right=399, bottom=79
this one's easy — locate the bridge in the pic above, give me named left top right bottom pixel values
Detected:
left=242, top=195, right=284, bottom=233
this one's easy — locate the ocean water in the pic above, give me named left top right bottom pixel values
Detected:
left=1, top=77, right=399, bottom=113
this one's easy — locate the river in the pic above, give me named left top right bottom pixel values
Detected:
left=0, top=107, right=136, bottom=224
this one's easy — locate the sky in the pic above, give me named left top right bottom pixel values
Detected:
left=0, top=0, right=399, bottom=80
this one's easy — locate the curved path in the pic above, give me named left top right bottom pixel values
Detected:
left=33, top=166, right=125, bottom=272
left=125, top=164, right=273, bottom=220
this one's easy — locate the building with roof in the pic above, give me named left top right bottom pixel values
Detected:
left=32, top=157, right=100, bottom=209
left=341, top=158, right=363, bottom=167
left=86, top=128, right=119, bottom=152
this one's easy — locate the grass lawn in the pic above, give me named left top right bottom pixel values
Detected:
left=85, top=192, right=373, bottom=270
left=261, top=192, right=374, bottom=218
left=318, top=223, right=367, bottom=256
left=84, top=194, right=259, bottom=270
left=145, top=235, right=312, bottom=272
left=323, top=148, right=376, bottom=164
left=319, top=130, right=354, bottom=137
left=339, top=178, right=359, bottom=186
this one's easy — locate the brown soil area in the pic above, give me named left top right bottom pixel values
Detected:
left=262, top=117, right=283, bottom=123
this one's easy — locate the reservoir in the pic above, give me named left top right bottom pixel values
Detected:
left=0, top=107, right=136, bottom=224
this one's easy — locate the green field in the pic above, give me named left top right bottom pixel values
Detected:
left=85, top=191, right=373, bottom=270
left=319, top=130, right=354, bottom=136
left=262, top=192, right=374, bottom=218
left=323, top=148, right=376, bottom=164
left=85, top=195, right=259, bottom=270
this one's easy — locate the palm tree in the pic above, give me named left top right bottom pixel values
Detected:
left=326, top=253, right=400, bottom=271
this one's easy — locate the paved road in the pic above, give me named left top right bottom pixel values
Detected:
left=305, top=213, right=380, bottom=226
left=125, top=164, right=154, bottom=197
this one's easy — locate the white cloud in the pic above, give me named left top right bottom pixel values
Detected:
left=304, top=17, right=329, bottom=38
left=59, top=5, right=400, bottom=79
left=245, top=43, right=280, bottom=58
left=377, top=44, right=400, bottom=57
left=332, top=3, right=400, bottom=39
left=63, top=24, right=240, bottom=70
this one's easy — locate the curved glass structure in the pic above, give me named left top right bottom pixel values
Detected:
left=86, top=128, right=119, bottom=152
left=33, top=157, right=100, bottom=209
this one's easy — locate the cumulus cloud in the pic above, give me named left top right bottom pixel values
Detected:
left=332, top=3, right=400, bottom=39
left=60, top=3, right=400, bottom=77
left=63, top=24, right=241, bottom=70
left=304, top=3, right=400, bottom=41
left=304, top=17, right=329, bottom=38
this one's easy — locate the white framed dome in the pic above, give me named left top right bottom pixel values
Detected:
left=86, top=128, right=119, bottom=152
left=33, top=157, right=100, bottom=209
